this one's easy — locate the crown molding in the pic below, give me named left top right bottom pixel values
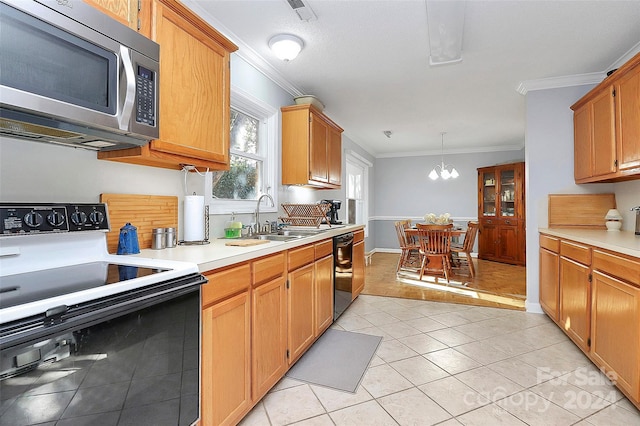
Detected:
left=516, top=72, right=605, bottom=95
left=376, top=143, right=524, bottom=159
left=517, top=42, right=640, bottom=95
left=181, top=0, right=304, bottom=98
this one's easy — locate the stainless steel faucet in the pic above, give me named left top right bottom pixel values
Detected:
left=255, top=194, right=275, bottom=233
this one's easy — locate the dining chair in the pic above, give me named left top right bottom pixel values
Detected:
left=394, top=220, right=420, bottom=272
left=451, top=221, right=479, bottom=277
left=415, top=226, right=453, bottom=283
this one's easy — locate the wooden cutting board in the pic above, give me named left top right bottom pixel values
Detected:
left=101, top=193, right=178, bottom=253
left=548, top=193, right=616, bottom=229
left=225, top=239, right=270, bottom=247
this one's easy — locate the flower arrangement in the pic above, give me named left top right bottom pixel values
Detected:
left=424, top=212, right=451, bottom=225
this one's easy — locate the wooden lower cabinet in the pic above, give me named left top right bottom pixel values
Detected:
left=559, top=256, right=591, bottom=352
left=540, top=232, right=640, bottom=409
left=287, top=263, right=315, bottom=364
left=352, top=238, right=365, bottom=300
left=539, top=246, right=559, bottom=322
left=315, top=254, right=334, bottom=336
left=252, top=276, right=287, bottom=401
left=591, top=271, right=640, bottom=401
left=200, top=230, right=366, bottom=424
left=201, top=286, right=251, bottom=426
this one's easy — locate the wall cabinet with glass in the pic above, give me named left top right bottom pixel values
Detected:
left=477, top=162, right=526, bottom=265
left=571, top=51, right=640, bottom=183
left=281, top=104, right=344, bottom=188
left=97, top=0, right=238, bottom=170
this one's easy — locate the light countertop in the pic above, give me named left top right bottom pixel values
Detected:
left=133, top=224, right=364, bottom=273
left=539, top=228, right=640, bottom=258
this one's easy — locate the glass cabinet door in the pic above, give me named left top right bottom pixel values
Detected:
left=500, top=168, right=516, bottom=217
left=481, top=171, right=496, bottom=216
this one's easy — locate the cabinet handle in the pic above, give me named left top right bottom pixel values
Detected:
left=505, top=220, right=511, bottom=225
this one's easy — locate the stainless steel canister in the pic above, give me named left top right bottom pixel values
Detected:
left=165, top=227, right=177, bottom=248
left=152, top=228, right=166, bottom=250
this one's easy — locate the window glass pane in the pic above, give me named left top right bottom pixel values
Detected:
left=212, top=155, right=261, bottom=200
left=230, top=109, right=259, bottom=154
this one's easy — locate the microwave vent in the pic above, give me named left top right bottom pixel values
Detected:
left=0, top=118, right=82, bottom=140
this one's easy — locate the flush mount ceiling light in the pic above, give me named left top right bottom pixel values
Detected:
left=429, top=132, right=459, bottom=180
left=269, top=34, right=304, bottom=61
left=426, top=0, right=466, bottom=66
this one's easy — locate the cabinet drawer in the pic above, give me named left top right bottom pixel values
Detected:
left=560, top=240, right=591, bottom=265
left=315, top=239, right=333, bottom=259
left=202, top=263, right=251, bottom=306
left=353, top=229, right=364, bottom=243
left=539, top=234, right=560, bottom=253
left=288, top=244, right=315, bottom=271
left=593, top=250, right=640, bottom=286
left=253, top=253, right=286, bottom=286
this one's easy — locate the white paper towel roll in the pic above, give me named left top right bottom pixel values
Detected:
left=184, top=195, right=205, bottom=241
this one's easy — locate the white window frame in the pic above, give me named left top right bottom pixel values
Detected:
left=345, top=150, right=371, bottom=237
left=206, top=86, right=278, bottom=214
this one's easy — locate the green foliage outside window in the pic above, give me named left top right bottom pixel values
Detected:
left=212, top=109, right=262, bottom=200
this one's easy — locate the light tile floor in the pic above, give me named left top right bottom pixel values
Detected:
left=240, top=295, right=640, bottom=426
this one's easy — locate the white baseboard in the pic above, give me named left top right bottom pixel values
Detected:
left=525, top=301, right=544, bottom=314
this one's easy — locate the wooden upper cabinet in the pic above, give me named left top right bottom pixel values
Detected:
left=98, top=0, right=238, bottom=170
left=616, top=63, right=640, bottom=171
left=573, top=103, right=592, bottom=181
left=282, top=104, right=343, bottom=189
left=84, top=0, right=139, bottom=29
left=571, top=51, right=640, bottom=183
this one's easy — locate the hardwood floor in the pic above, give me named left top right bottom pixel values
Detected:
left=363, top=252, right=527, bottom=310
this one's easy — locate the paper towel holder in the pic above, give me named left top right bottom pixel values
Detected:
left=178, top=204, right=210, bottom=245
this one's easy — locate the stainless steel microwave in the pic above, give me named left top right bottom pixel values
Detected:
left=0, top=0, right=159, bottom=151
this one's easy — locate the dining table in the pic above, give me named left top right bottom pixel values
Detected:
left=405, top=224, right=466, bottom=278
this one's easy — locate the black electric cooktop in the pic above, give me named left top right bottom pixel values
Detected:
left=0, top=262, right=169, bottom=309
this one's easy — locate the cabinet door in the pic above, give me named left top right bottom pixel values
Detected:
left=497, top=221, right=519, bottom=263
left=352, top=240, right=365, bottom=300
left=591, top=271, right=640, bottom=401
left=559, top=257, right=591, bottom=352
left=478, top=220, right=498, bottom=260
left=314, top=254, right=334, bottom=336
left=201, top=290, right=251, bottom=426
left=252, top=276, right=287, bottom=401
left=310, top=113, right=329, bottom=183
left=539, top=248, right=560, bottom=322
left=328, top=127, right=342, bottom=186
left=478, top=169, right=497, bottom=217
left=616, top=67, right=640, bottom=171
left=288, top=264, right=315, bottom=364
left=573, top=103, right=593, bottom=181
left=591, top=87, right=617, bottom=177
left=151, top=1, right=230, bottom=165
left=498, top=167, right=517, bottom=219
left=84, top=0, right=138, bottom=29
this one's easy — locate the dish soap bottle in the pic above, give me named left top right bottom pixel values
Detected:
left=225, top=213, right=242, bottom=238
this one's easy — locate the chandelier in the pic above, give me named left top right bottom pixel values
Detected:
left=429, top=132, right=459, bottom=180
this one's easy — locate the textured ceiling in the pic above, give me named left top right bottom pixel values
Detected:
left=184, top=0, right=640, bottom=157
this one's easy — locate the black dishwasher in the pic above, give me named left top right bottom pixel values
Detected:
left=333, top=232, right=354, bottom=320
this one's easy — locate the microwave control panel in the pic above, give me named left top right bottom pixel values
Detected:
left=0, top=204, right=109, bottom=235
left=136, top=65, right=156, bottom=127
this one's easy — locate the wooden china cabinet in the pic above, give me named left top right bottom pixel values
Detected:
left=477, top=162, right=526, bottom=265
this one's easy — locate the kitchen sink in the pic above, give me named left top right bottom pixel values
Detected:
left=254, top=234, right=304, bottom=242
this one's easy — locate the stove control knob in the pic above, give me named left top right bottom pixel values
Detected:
left=47, top=210, right=65, bottom=227
left=89, top=210, right=105, bottom=225
left=71, top=211, right=87, bottom=226
left=24, top=211, right=44, bottom=228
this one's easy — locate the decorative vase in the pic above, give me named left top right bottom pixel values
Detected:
left=605, top=220, right=622, bottom=231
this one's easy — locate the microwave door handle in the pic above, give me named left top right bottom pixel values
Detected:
left=118, top=46, right=136, bottom=131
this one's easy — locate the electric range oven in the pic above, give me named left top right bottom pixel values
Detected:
left=0, top=203, right=206, bottom=426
